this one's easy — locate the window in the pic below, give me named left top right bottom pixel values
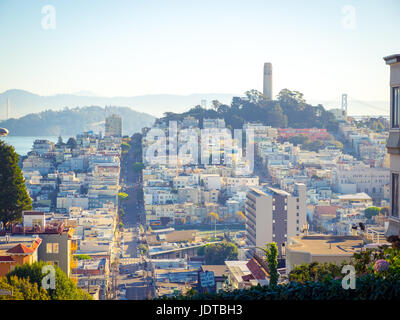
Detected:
left=392, top=173, right=399, bottom=218
left=46, top=243, right=59, bottom=254
left=392, top=87, right=400, bottom=128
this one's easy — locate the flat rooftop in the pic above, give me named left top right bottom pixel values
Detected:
left=337, top=193, right=372, bottom=201
left=287, top=235, right=364, bottom=255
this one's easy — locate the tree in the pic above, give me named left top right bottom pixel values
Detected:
left=364, top=207, right=381, bottom=220
left=139, top=244, right=148, bottom=255
left=288, top=134, right=310, bottom=146
left=66, top=137, right=77, bottom=150
left=118, top=208, right=126, bottom=217
left=203, top=242, right=238, bottom=265
left=121, top=142, right=131, bottom=152
left=0, top=276, right=49, bottom=300
left=264, top=242, right=279, bottom=287
left=132, top=162, right=144, bottom=173
left=236, top=211, right=245, bottom=221
left=7, top=262, right=92, bottom=300
left=74, top=254, right=92, bottom=261
left=0, top=141, right=32, bottom=226
left=118, top=192, right=129, bottom=200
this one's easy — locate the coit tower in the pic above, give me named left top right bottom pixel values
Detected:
left=263, top=62, right=273, bottom=101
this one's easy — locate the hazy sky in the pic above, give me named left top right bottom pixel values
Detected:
left=0, top=0, right=399, bottom=104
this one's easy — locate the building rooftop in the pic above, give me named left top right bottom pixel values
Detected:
left=384, top=54, right=400, bottom=65
left=337, top=193, right=372, bottom=201
left=201, top=265, right=229, bottom=277
left=287, top=235, right=364, bottom=256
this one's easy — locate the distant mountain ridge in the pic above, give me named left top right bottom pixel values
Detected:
left=0, top=89, right=238, bottom=119
left=0, top=106, right=155, bottom=137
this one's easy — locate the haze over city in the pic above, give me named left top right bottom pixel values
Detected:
left=1, top=0, right=400, bottom=308
left=1, top=0, right=400, bottom=116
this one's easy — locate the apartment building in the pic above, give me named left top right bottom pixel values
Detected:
left=105, top=114, right=122, bottom=138
left=245, top=183, right=306, bottom=257
left=385, top=54, right=400, bottom=236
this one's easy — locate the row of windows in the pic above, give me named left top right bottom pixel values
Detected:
left=392, top=87, right=400, bottom=128
left=392, top=173, right=399, bottom=218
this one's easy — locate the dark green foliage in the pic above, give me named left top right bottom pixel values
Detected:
left=156, top=89, right=337, bottom=131
left=0, top=276, right=49, bottom=300
left=0, top=140, right=32, bottom=226
left=289, top=262, right=344, bottom=283
left=66, top=137, right=77, bottom=150
left=264, top=243, right=279, bottom=287
left=121, top=142, right=131, bottom=152
left=364, top=207, right=381, bottom=220
left=74, top=254, right=92, bottom=261
left=7, top=261, right=92, bottom=300
left=203, top=241, right=238, bottom=265
left=166, top=273, right=400, bottom=300
left=132, top=162, right=145, bottom=173
left=170, top=245, right=400, bottom=300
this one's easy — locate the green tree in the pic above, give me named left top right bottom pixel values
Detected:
left=0, top=276, right=50, bottom=300
left=288, top=134, right=310, bottom=146
left=118, top=192, right=129, bottom=200
left=0, top=141, right=32, bottom=226
left=203, top=242, right=238, bottom=265
left=264, top=242, right=279, bottom=287
left=132, top=162, right=145, bottom=173
left=74, top=254, right=92, bottom=261
left=66, top=137, right=78, bottom=150
left=7, top=262, right=92, bottom=300
left=364, top=207, right=381, bottom=220
left=139, top=244, right=148, bottom=254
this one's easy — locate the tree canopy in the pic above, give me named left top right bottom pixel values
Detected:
left=364, top=207, right=381, bottom=220
left=7, top=262, right=92, bottom=300
left=0, top=276, right=49, bottom=300
left=156, top=89, right=338, bottom=132
left=200, top=241, right=238, bottom=265
left=0, top=140, right=32, bottom=226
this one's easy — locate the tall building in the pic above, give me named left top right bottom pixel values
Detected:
left=245, top=183, right=306, bottom=258
left=263, top=62, right=273, bottom=101
left=105, top=114, right=122, bottom=137
left=384, top=54, right=400, bottom=236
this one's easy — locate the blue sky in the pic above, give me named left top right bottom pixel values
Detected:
left=0, top=0, right=399, bottom=105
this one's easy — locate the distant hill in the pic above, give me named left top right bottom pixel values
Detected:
left=0, top=89, right=237, bottom=118
left=0, top=106, right=155, bottom=137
